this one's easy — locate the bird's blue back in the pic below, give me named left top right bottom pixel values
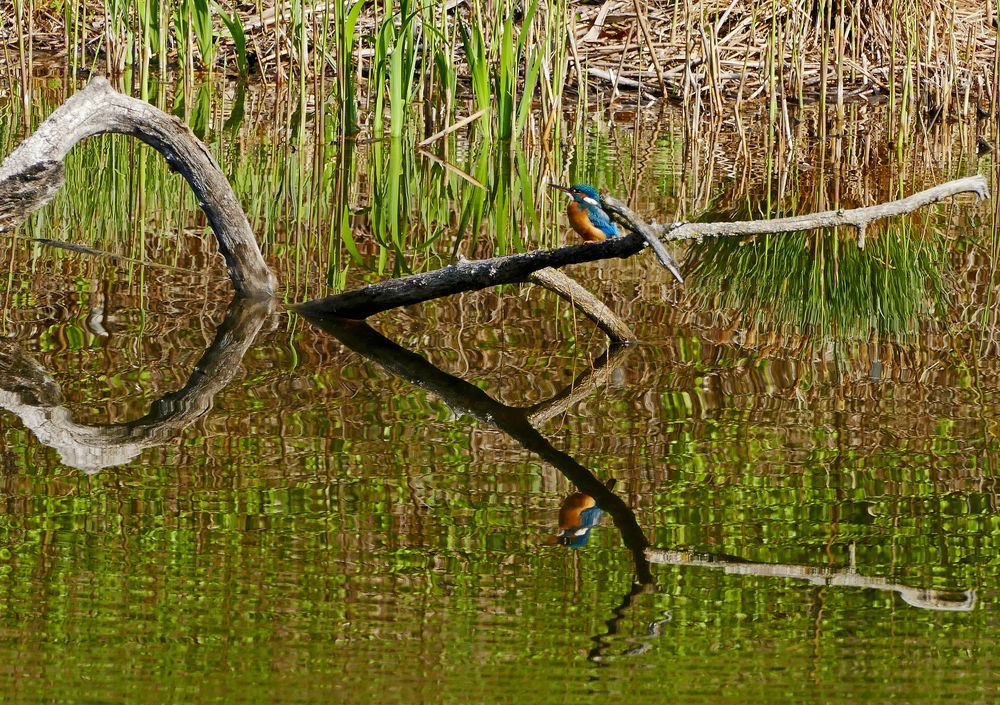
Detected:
left=571, top=184, right=619, bottom=238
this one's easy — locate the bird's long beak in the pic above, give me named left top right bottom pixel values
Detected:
left=548, top=183, right=572, bottom=194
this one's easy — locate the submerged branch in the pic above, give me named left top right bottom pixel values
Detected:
left=0, top=77, right=276, bottom=298
left=654, top=175, right=990, bottom=247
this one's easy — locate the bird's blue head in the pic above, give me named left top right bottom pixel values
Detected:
left=569, top=183, right=601, bottom=203
left=550, top=182, right=603, bottom=207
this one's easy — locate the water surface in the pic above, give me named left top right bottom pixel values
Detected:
left=0, top=80, right=998, bottom=704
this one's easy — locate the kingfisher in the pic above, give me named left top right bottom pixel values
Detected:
left=550, top=183, right=620, bottom=242
left=550, top=181, right=685, bottom=282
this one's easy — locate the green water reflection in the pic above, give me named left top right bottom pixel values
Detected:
left=1, top=80, right=999, bottom=704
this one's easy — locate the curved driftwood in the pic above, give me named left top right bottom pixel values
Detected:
left=0, top=295, right=274, bottom=473
left=0, top=77, right=276, bottom=298
left=2, top=79, right=988, bottom=316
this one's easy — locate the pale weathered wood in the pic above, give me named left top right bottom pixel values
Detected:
left=4, top=79, right=986, bottom=316
left=654, top=175, right=990, bottom=248
left=0, top=161, right=65, bottom=231
left=0, top=77, right=276, bottom=298
left=528, top=267, right=636, bottom=343
left=600, top=194, right=684, bottom=280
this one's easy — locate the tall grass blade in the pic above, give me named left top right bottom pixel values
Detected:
left=218, top=6, right=249, bottom=77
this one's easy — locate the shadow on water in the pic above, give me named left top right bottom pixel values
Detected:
left=0, top=295, right=274, bottom=473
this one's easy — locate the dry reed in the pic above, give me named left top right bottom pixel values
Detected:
left=1, top=0, right=995, bottom=117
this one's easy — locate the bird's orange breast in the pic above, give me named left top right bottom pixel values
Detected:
left=558, top=493, right=597, bottom=529
left=567, top=202, right=608, bottom=242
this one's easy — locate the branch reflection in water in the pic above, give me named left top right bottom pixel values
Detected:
left=0, top=295, right=274, bottom=473
left=646, top=547, right=976, bottom=612
left=303, top=313, right=979, bottom=668
left=303, top=314, right=655, bottom=583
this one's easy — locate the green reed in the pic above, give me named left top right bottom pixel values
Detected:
left=2, top=67, right=989, bottom=348
left=191, top=0, right=215, bottom=71
left=458, top=11, right=490, bottom=118
left=219, top=9, right=249, bottom=78
left=459, top=0, right=544, bottom=140
left=496, top=3, right=542, bottom=141
left=373, top=1, right=419, bottom=138
left=334, top=0, right=366, bottom=133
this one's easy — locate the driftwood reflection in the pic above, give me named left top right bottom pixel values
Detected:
left=0, top=296, right=273, bottom=473
left=646, top=548, right=976, bottom=612
left=586, top=544, right=976, bottom=664
left=304, top=315, right=655, bottom=585
left=306, top=313, right=977, bottom=673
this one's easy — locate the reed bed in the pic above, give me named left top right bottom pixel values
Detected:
left=1, top=2, right=996, bottom=355
left=0, top=72, right=995, bottom=412
left=1, top=0, right=996, bottom=123
left=2, top=75, right=990, bottom=312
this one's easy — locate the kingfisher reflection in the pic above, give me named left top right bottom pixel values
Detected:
left=302, top=311, right=978, bottom=673
left=549, top=479, right=616, bottom=548
left=304, top=314, right=656, bottom=585
left=0, top=295, right=274, bottom=473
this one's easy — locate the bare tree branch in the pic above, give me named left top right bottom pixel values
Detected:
left=295, top=236, right=648, bottom=320
left=600, top=194, right=684, bottom=279
left=527, top=267, right=636, bottom=343
left=297, top=175, right=987, bottom=322
left=652, top=175, right=990, bottom=247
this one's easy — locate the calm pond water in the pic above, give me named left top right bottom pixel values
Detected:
left=0, top=79, right=999, bottom=703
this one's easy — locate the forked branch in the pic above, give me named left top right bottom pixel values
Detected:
left=298, top=175, right=989, bottom=321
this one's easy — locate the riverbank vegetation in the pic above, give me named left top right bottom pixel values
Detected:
left=0, top=1, right=995, bottom=344
left=2, top=1, right=997, bottom=134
